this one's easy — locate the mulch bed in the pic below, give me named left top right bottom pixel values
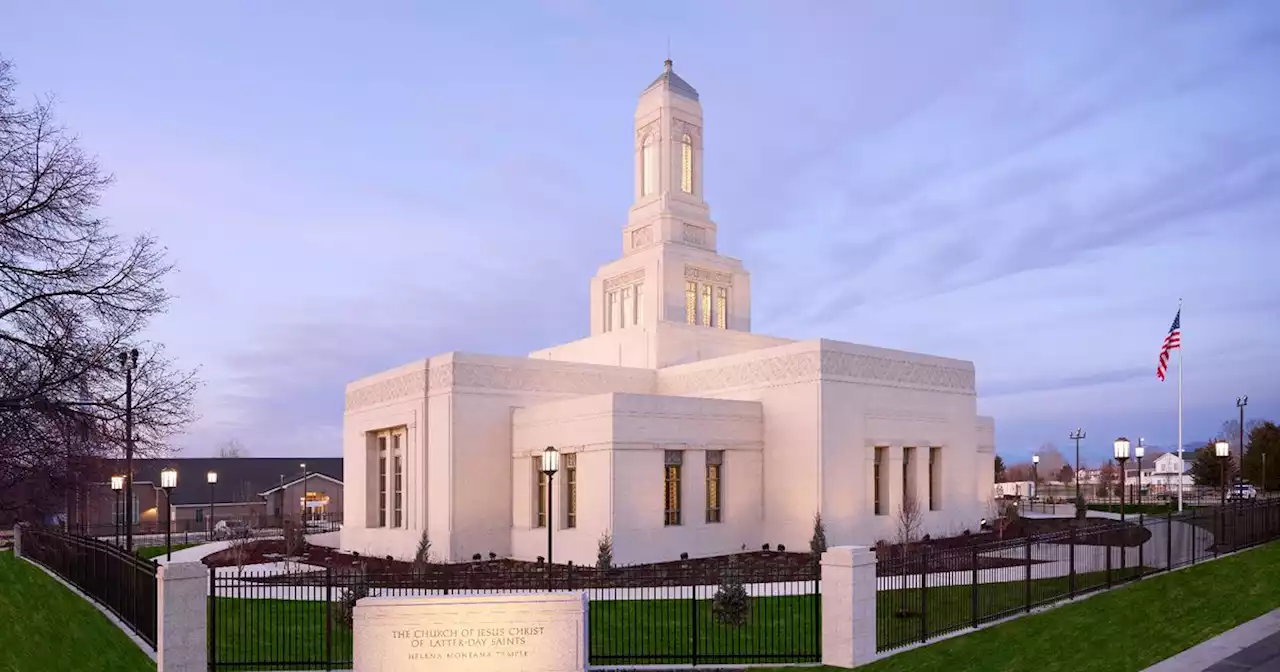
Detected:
left=202, top=515, right=1152, bottom=587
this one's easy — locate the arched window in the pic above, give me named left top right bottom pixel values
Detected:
left=680, top=133, right=693, bottom=194
left=642, top=135, right=657, bottom=196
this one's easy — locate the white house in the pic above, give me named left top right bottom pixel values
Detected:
left=339, top=60, right=997, bottom=565
left=1128, top=451, right=1194, bottom=493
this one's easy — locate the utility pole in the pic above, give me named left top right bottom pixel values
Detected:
left=120, top=349, right=138, bottom=551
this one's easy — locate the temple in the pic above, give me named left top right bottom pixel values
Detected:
left=340, top=60, right=996, bottom=564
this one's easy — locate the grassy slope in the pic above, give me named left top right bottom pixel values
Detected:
left=829, top=541, right=1280, bottom=672
left=0, top=551, right=152, bottom=672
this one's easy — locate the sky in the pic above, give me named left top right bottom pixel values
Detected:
left=2, top=1, right=1278, bottom=467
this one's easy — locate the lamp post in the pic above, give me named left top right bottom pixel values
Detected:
left=1114, top=438, right=1130, bottom=523
left=1135, top=438, right=1145, bottom=508
left=1237, top=396, right=1248, bottom=492
left=1070, top=428, right=1086, bottom=507
left=110, top=475, right=124, bottom=547
left=119, top=348, right=138, bottom=551
left=1216, top=439, right=1230, bottom=545
left=207, top=471, right=218, bottom=539
left=1031, top=454, right=1040, bottom=509
left=540, top=446, right=560, bottom=568
left=160, top=467, right=178, bottom=560
left=300, top=463, right=308, bottom=525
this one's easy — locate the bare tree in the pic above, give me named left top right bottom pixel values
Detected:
left=216, top=439, right=247, bottom=459
left=0, top=57, right=198, bottom=518
left=895, top=493, right=922, bottom=548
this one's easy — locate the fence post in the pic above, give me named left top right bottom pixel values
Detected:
left=12, top=524, right=22, bottom=559
left=970, top=542, right=978, bottom=629
left=1166, top=508, right=1173, bottom=570
left=690, top=569, right=699, bottom=667
left=156, top=562, right=208, bottom=672
left=919, top=547, right=929, bottom=644
left=820, top=546, right=877, bottom=669
left=325, top=567, right=333, bottom=671
left=1137, top=513, right=1145, bottom=578
left=208, top=569, right=217, bottom=670
left=1068, top=526, right=1076, bottom=598
left=1024, top=535, right=1032, bottom=613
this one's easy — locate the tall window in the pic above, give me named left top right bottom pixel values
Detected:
left=634, top=283, right=644, bottom=326
left=393, top=447, right=403, bottom=527
left=378, top=436, right=388, bottom=527
left=903, top=447, right=915, bottom=502
left=685, top=281, right=697, bottom=324
left=715, top=287, right=728, bottom=329
left=534, top=457, right=547, bottom=528
left=681, top=133, right=693, bottom=193
left=664, top=451, right=683, bottom=526
left=620, top=286, right=632, bottom=329
left=642, top=136, right=657, bottom=196
left=929, top=447, right=941, bottom=511
left=604, top=291, right=617, bottom=332
left=564, top=453, right=577, bottom=529
left=700, top=284, right=712, bottom=326
left=706, top=450, right=723, bottom=523
left=874, top=447, right=885, bottom=515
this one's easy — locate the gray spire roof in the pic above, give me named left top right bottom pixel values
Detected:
left=645, top=59, right=699, bottom=101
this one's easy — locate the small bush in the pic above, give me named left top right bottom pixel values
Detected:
left=334, top=568, right=370, bottom=629
left=810, top=512, right=828, bottom=556
left=472, top=553, right=482, bottom=561
left=537, top=555, right=545, bottom=564
left=712, top=556, right=751, bottom=626
left=680, top=551, right=689, bottom=560
left=762, top=543, right=771, bottom=551
left=413, top=529, right=432, bottom=572
left=777, top=544, right=786, bottom=552
left=489, top=551, right=497, bottom=561
left=596, top=530, right=613, bottom=570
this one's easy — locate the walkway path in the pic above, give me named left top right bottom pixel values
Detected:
left=1144, top=608, right=1280, bottom=671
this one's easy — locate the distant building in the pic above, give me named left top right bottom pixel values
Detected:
left=69, top=457, right=342, bottom=533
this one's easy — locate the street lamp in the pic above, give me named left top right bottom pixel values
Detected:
left=540, top=446, right=560, bottom=568
left=110, top=475, right=124, bottom=547
left=1114, top=437, right=1131, bottom=523
left=1237, top=396, right=1248, bottom=491
left=1216, top=438, right=1230, bottom=546
left=207, top=471, right=218, bottom=538
left=300, top=463, right=308, bottom=525
left=1070, top=428, right=1086, bottom=510
left=119, top=348, right=138, bottom=551
left=1135, top=439, right=1145, bottom=508
left=160, top=467, right=178, bottom=560
left=1031, top=454, right=1040, bottom=508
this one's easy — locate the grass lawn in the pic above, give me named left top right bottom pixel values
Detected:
left=0, top=551, right=152, bottom=672
left=136, top=541, right=202, bottom=559
left=1087, top=503, right=1198, bottom=515
left=769, top=540, right=1280, bottom=672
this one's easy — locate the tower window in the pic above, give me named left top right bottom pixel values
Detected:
left=685, top=281, right=697, bottom=324
left=715, top=287, right=728, bottom=329
left=634, top=282, right=644, bottom=326
left=681, top=133, right=693, bottom=194
left=620, top=286, right=632, bottom=329
left=642, top=136, right=657, bottom=197
left=700, top=284, right=712, bottom=326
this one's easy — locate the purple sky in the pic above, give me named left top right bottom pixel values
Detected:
left=3, top=1, right=1277, bottom=466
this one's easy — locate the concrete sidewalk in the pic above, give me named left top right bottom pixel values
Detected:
left=1144, top=608, right=1280, bottom=671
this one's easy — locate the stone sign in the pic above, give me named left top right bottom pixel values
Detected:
left=353, top=591, right=587, bottom=671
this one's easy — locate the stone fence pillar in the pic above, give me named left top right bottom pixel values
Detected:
left=821, top=545, right=877, bottom=669
left=12, top=524, right=22, bottom=558
left=157, top=562, right=208, bottom=672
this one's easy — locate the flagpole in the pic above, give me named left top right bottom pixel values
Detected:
left=1177, top=298, right=1184, bottom=513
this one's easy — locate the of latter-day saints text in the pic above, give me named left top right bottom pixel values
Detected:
left=393, top=625, right=547, bottom=661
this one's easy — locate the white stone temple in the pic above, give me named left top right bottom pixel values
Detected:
left=341, top=60, right=996, bottom=565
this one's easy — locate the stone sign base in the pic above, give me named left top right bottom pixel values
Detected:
left=353, top=591, right=588, bottom=672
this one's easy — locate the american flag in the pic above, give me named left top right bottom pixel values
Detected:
left=1157, top=308, right=1181, bottom=381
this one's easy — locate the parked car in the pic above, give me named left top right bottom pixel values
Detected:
left=1228, top=483, right=1258, bottom=501
left=212, top=520, right=253, bottom=540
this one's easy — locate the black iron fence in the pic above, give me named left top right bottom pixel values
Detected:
left=877, top=498, right=1280, bottom=653
left=209, top=554, right=820, bottom=670
left=20, top=526, right=158, bottom=649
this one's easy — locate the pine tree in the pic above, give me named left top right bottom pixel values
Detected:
left=809, top=512, right=828, bottom=556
